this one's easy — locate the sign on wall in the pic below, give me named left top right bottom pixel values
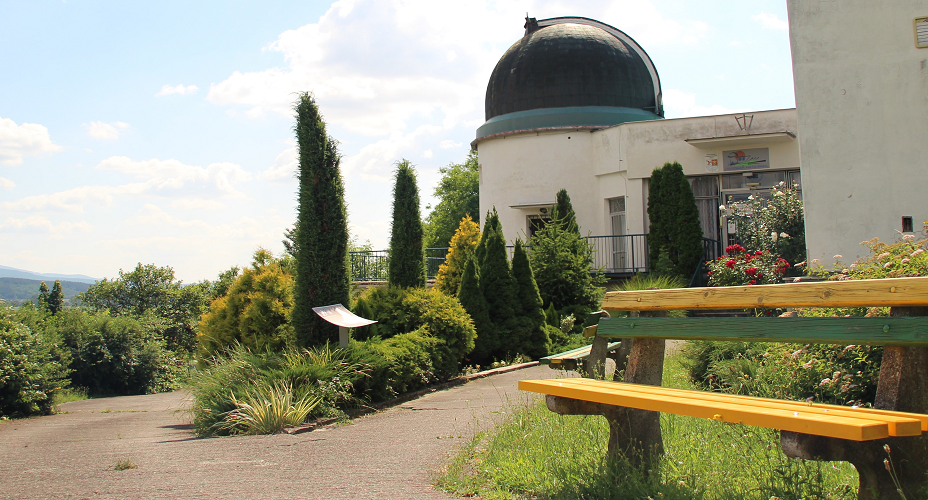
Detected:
left=704, top=153, right=719, bottom=172
left=723, top=148, right=769, bottom=171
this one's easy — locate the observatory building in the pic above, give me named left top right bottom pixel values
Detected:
left=474, top=16, right=800, bottom=274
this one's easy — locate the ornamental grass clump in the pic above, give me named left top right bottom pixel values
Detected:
left=706, top=244, right=790, bottom=287
left=211, top=381, right=321, bottom=435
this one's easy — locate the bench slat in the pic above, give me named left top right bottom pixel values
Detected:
left=540, top=342, right=622, bottom=366
left=556, top=378, right=928, bottom=434
left=593, top=316, right=928, bottom=346
left=520, top=378, right=924, bottom=441
left=601, top=276, right=928, bottom=312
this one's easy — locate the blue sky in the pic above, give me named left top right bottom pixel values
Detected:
left=0, top=0, right=795, bottom=283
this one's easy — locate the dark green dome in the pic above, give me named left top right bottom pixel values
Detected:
left=477, top=17, right=662, bottom=141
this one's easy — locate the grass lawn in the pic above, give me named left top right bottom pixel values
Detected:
left=436, top=355, right=858, bottom=500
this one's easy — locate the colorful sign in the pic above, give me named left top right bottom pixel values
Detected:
left=705, top=153, right=719, bottom=172
left=723, top=148, right=769, bottom=171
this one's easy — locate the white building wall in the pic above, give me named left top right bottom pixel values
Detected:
left=476, top=109, right=801, bottom=245
left=788, top=0, right=928, bottom=266
left=477, top=130, right=598, bottom=245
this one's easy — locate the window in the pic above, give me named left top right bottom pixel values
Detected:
left=607, top=197, right=627, bottom=270
left=527, top=214, right=551, bottom=238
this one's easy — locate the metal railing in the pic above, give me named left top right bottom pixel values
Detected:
left=350, top=235, right=719, bottom=282
left=349, top=248, right=450, bottom=282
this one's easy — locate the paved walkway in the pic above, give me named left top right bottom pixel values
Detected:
left=0, top=364, right=568, bottom=500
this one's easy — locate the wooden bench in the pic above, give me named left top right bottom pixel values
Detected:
left=538, top=340, right=621, bottom=370
left=519, top=277, right=928, bottom=500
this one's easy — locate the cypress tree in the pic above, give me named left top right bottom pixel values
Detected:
left=551, top=188, right=579, bottom=234
left=510, top=239, right=549, bottom=359
left=647, top=166, right=666, bottom=269
left=48, top=280, right=64, bottom=315
left=647, top=162, right=703, bottom=279
left=37, top=281, right=50, bottom=311
left=457, top=256, right=494, bottom=364
left=291, top=92, right=350, bottom=347
left=474, top=208, right=500, bottom=269
left=388, top=159, right=425, bottom=288
left=478, top=212, right=521, bottom=359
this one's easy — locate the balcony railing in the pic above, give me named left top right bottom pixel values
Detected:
left=349, top=234, right=719, bottom=282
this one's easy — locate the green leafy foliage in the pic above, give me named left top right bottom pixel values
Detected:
left=350, top=286, right=475, bottom=365
left=681, top=340, right=881, bottom=407
left=0, top=304, right=70, bottom=418
left=49, top=309, right=183, bottom=396
left=197, top=249, right=295, bottom=359
left=290, top=92, right=350, bottom=348
left=38, top=281, right=49, bottom=311
left=551, top=188, right=579, bottom=235
left=456, top=257, right=494, bottom=362
left=647, top=162, right=704, bottom=278
left=423, top=150, right=479, bottom=249
left=48, top=280, right=64, bottom=315
left=509, top=239, right=548, bottom=359
left=528, top=209, right=604, bottom=319
left=434, top=215, right=480, bottom=297
left=78, top=263, right=212, bottom=352
left=388, top=159, right=426, bottom=288
left=721, top=181, right=805, bottom=269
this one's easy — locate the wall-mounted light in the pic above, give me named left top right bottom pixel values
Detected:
left=539, top=207, right=548, bottom=214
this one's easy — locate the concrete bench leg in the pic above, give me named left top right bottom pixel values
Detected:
left=556, top=311, right=667, bottom=470
left=781, top=307, right=928, bottom=500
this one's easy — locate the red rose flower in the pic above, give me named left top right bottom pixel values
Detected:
left=725, top=260, right=736, bottom=269
left=750, top=280, right=757, bottom=285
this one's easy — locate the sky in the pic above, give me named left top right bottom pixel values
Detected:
left=0, top=0, right=795, bottom=283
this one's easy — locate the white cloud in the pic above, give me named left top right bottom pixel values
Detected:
left=0, top=117, right=63, bottom=165
left=0, top=215, right=94, bottom=237
left=85, top=121, right=130, bottom=141
left=156, top=84, right=199, bottom=96
left=1, top=156, right=252, bottom=213
left=262, top=146, right=298, bottom=181
left=170, top=198, right=227, bottom=211
left=0, top=177, right=14, bottom=189
left=420, top=149, right=433, bottom=159
left=439, top=140, right=462, bottom=149
left=95, top=156, right=252, bottom=195
left=753, top=12, right=789, bottom=31
left=662, top=88, right=747, bottom=118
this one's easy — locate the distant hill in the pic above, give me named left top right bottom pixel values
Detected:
left=0, top=277, right=92, bottom=305
left=0, top=265, right=98, bottom=284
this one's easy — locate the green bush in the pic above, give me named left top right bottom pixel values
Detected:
left=197, top=249, right=295, bottom=359
left=721, top=181, right=805, bottom=269
left=351, top=286, right=474, bottom=365
left=49, top=309, right=183, bottom=396
left=0, top=305, right=70, bottom=418
left=362, top=331, right=455, bottom=397
left=681, top=340, right=881, bottom=406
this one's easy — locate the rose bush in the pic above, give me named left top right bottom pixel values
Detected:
left=706, top=244, right=790, bottom=287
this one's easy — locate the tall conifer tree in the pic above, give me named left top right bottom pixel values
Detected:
left=551, top=188, right=579, bottom=234
left=291, top=92, right=350, bottom=347
left=647, top=162, right=703, bottom=278
left=510, top=239, right=549, bottom=358
left=388, top=159, right=425, bottom=288
left=48, top=280, right=64, bottom=315
left=37, top=281, right=50, bottom=311
left=457, top=256, right=494, bottom=363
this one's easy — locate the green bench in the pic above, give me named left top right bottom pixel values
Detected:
left=520, top=277, right=928, bottom=500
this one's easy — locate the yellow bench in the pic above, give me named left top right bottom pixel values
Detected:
left=519, top=277, right=928, bottom=500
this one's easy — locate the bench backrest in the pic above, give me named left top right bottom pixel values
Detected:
left=601, top=277, right=928, bottom=312
left=593, top=277, right=928, bottom=347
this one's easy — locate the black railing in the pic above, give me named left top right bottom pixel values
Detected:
left=351, top=235, right=719, bottom=282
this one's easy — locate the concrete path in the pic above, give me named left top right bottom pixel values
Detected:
left=0, top=364, right=568, bottom=500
